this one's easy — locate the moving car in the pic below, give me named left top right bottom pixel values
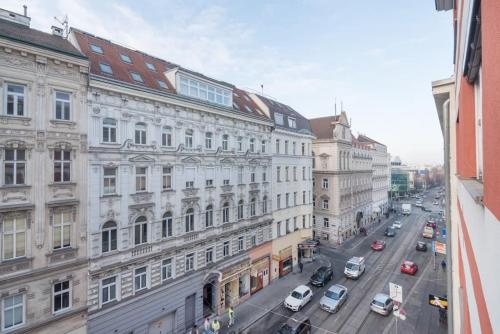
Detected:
left=426, top=220, right=437, bottom=229
left=310, top=266, right=333, bottom=287
left=320, top=284, right=348, bottom=313
left=392, top=221, right=402, bottom=229
left=371, top=240, right=386, bottom=251
left=433, top=201, right=440, bottom=206
left=384, top=227, right=396, bottom=237
left=416, top=241, right=427, bottom=252
left=423, top=206, right=432, bottom=212
left=423, top=226, right=434, bottom=239
left=370, top=293, right=394, bottom=316
left=277, top=316, right=311, bottom=334
left=402, top=203, right=411, bottom=215
left=400, top=261, right=418, bottom=275
left=284, top=285, right=313, bottom=311
left=344, top=257, right=366, bottom=279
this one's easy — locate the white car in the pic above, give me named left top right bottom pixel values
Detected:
left=392, top=221, right=402, bottom=229
left=433, top=201, right=439, bottom=205
left=284, top=285, right=313, bottom=311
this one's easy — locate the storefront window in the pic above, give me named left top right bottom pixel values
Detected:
left=238, top=273, right=249, bottom=297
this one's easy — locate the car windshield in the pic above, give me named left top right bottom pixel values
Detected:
left=278, top=324, right=293, bottom=334
left=346, top=263, right=359, bottom=270
left=325, top=290, right=341, bottom=300
left=291, top=291, right=303, bottom=299
left=373, top=300, right=385, bottom=307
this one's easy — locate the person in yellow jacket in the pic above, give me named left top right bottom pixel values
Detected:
left=211, top=318, right=221, bottom=334
left=228, top=306, right=235, bottom=328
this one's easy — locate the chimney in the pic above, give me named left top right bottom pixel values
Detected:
left=23, top=5, right=27, bottom=16
left=51, top=26, right=63, bottom=37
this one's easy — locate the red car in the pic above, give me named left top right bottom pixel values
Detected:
left=426, top=221, right=437, bottom=229
left=400, top=261, right=418, bottom=275
left=371, top=240, right=386, bottom=251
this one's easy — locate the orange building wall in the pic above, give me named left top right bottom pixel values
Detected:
left=456, top=76, right=476, bottom=178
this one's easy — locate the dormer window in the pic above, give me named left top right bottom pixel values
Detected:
left=145, top=62, right=156, bottom=71
left=99, top=63, right=113, bottom=75
left=178, top=75, right=232, bottom=107
left=90, top=44, right=103, bottom=54
left=157, top=80, right=168, bottom=89
left=120, top=54, right=132, bottom=64
left=288, top=117, right=296, bottom=128
left=275, top=113, right=284, bottom=126
left=130, top=72, right=143, bottom=83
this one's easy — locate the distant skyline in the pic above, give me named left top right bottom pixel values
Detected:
left=3, top=0, right=453, bottom=164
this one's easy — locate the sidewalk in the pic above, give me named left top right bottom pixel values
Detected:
left=201, top=255, right=329, bottom=334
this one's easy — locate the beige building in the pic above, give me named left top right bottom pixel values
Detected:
left=0, top=8, right=89, bottom=334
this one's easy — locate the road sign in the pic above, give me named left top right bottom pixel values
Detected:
left=435, top=241, right=446, bottom=255
left=429, top=294, right=448, bottom=309
left=390, top=282, right=403, bottom=303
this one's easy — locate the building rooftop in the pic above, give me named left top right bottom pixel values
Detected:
left=255, top=94, right=311, bottom=134
left=309, top=115, right=340, bottom=139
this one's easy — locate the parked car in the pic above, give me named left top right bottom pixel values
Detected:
left=423, top=226, right=435, bottom=239
left=370, top=293, right=394, bottom=316
left=310, top=266, right=333, bottom=287
left=277, top=316, right=311, bottom=334
left=433, top=201, right=440, bottom=206
left=371, top=240, right=386, bottom=251
left=416, top=241, right=427, bottom=252
left=400, top=261, right=418, bottom=275
left=284, top=285, right=313, bottom=311
left=384, top=227, right=396, bottom=237
left=320, top=284, right=348, bottom=313
left=392, top=221, right=402, bottom=229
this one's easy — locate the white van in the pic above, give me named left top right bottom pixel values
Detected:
left=344, top=257, right=366, bottom=279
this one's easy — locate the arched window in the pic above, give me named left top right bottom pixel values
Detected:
left=237, top=200, right=244, bottom=220
left=222, top=202, right=230, bottom=223
left=205, top=205, right=213, bottom=228
left=134, top=216, right=147, bottom=245
left=222, top=134, right=229, bottom=151
left=185, top=129, right=193, bottom=148
left=262, top=196, right=268, bottom=214
left=185, top=208, right=194, bottom=233
left=162, top=126, right=172, bottom=147
left=103, top=118, right=117, bottom=143
left=102, top=221, right=117, bottom=253
left=250, top=198, right=256, bottom=217
left=135, top=123, right=147, bottom=145
left=162, top=212, right=173, bottom=238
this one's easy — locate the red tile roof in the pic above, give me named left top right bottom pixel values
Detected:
left=357, top=134, right=385, bottom=146
left=309, top=116, right=340, bottom=139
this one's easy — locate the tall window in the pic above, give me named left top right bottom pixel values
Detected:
left=205, top=132, right=213, bottom=149
left=322, top=199, right=329, bottom=209
left=53, top=149, right=71, bottom=183
left=222, top=202, right=230, bottom=223
left=134, top=216, right=148, bottom=245
left=2, top=216, right=26, bottom=260
left=205, top=205, right=213, bottom=227
left=285, top=167, right=289, bottom=181
left=237, top=136, right=243, bottom=151
left=238, top=236, right=244, bottom=252
left=277, top=221, right=281, bottom=237
left=223, top=241, right=230, bottom=257
left=162, top=258, right=174, bottom=280
left=134, top=267, right=147, bottom=292
left=286, top=193, right=290, bottom=207
left=238, top=200, right=244, bottom=220
left=249, top=138, right=255, bottom=152
left=322, top=178, right=329, bottom=189
left=5, top=84, right=25, bottom=116
left=55, top=91, right=71, bottom=120
left=185, top=208, right=194, bottom=232
left=238, top=166, right=244, bottom=184
left=101, top=221, right=117, bottom=253
left=276, top=139, right=280, bottom=154
left=135, top=167, right=147, bottom=192
left=53, top=280, right=71, bottom=313
left=276, top=166, right=281, bottom=182
left=262, top=196, right=268, bottom=214
left=1, top=294, right=24, bottom=330
left=103, top=167, right=116, bottom=195
left=162, top=212, right=173, bottom=238
left=250, top=198, right=256, bottom=217
left=102, top=118, right=117, bottom=143
left=185, top=129, right=193, bottom=148
left=162, top=167, right=172, bottom=190
left=205, top=248, right=214, bottom=264
left=101, top=276, right=117, bottom=305
left=284, top=140, right=289, bottom=154
left=222, top=134, right=229, bottom=151
left=261, top=140, right=266, bottom=153
left=293, top=192, right=297, bottom=206
left=293, top=167, right=297, bottom=181
left=135, top=123, right=147, bottom=145
left=288, top=117, right=296, bottom=128
left=250, top=169, right=256, bottom=183
left=162, top=126, right=172, bottom=147
left=4, top=149, right=25, bottom=185
left=262, top=167, right=267, bottom=182
left=301, top=143, right=305, bottom=156
left=53, top=210, right=71, bottom=249
left=277, top=194, right=281, bottom=209
left=302, top=167, right=306, bottom=180
left=303, top=191, right=306, bottom=204
left=185, top=253, right=195, bottom=271
left=323, top=218, right=329, bottom=228
left=292, top=142, right=296, bottom=155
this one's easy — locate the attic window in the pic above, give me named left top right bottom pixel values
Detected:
left=233, top=102, right=240, bottom=110
left=99, top=63, right=113, bottom=75
left=244, top=105, right=252, bottom=113
left=157, top=80, right=168, bottom=89
left=146, top=62, right=156, bottom=71
left=288, top=117, right=296, bottom=128
left=120, top=54, right=132, bottom=64
left=244, top=95, right=250, bottom=102
left=233, top=92, right=240, bottom=98
left=275, top=112, right=284, bottom=126
left=90, top=44, right=103, bottom=54
left=130, top=72, right=143, bottom=83
left=178, top=76, right=232, bottom=107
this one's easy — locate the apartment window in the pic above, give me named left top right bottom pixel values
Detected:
left=158, top=80, right=168, bottom=89
left=2, top=216, right=26, bottom=260
left=134, top=267, right=147, bottom=292
left=288, top=117, right=296, bottom=128
left=103, top=167, right=116, bottom=195
left=275, top=112, right=284, bottom=125
left=205, top=205, right=213, bottom=227
left=284, top=140, right=289, bottom=154
left=135, top=167, right=147, bottom=192
left=238, top=166, right=244, bottom=184
left=162, top=258, right=173, bottom=280
left=99, top=63, right=113, bottom=75
left=185, top=208, right=195, bottom=233
left=178, top=76, right=232, bottom=107
left=301, top=143, right=305, bottom=156
left=262, top=196, right=268, bottom=214
left=292, top=142, right=296, bottom=155
left=205, top=132, right=213, bottom=149
left=285, top=167, right=289, bottom=181
left=313, top=215, right=316, bottom=226
left=134, top=216, right=148, bottom=245
left=286, top=220, right=290, bottom=234
left=5, top=84, right=25, bottom=117
left=145, top=62, right=156, bottom=71
left=277, top=221, right=281, bottom=237
left=102, top=118, right=117, bottom=143
left=262, top=167, right=267, bottom=182
left=237, top=136, right=243, bottom=151
left=322, top=178, right=329, bottom=189
left=53, top=280, right=71, bottom=313
left=323, top=218, right=329, bottom=228
left=223, top=241, right=230, bottom=257
left=302, top=167, right=306, bottom=181
left=250, top=198, right=256, bottom=217
left=130, top=72, right=143, bottom=83
left=101, top=221, right=117, bottom=253
left=322, top=199, right=329, bottom=209
left=302, top=191, right=306, bottom=204
left=222, top=134, right=229, bottom=151
left=101, top=276, right=117, bottom=305
left=293, top=192, right=297, bottom=206
left=250, top=169, right=256, bottom=183
left=53, top=149, right=71, bottom=183
left=312, top=177, right=315, bottom=187
left=90, top=44, right=103, bottom=54
left=162, top=126, right=173, bottom=147
left=223, top=167, right=231, bottom=185
left=293, top=217, right=297, bottom=230
left=1, top=294, right=24, bottom=331
left=277, top=194, right=281, bottom=209
left=185, top=129, right=193, bottom=148
left=238, top=236, right=244, bottom=252
left=238, top=200, right=244, bottom=220
left=293, top=167, right=297, bottom=181
left=185, top=253, right=195, bottom=272
left=277, top=166, right=281, bottom=182
left=54, top=91, right=71, bottom=120
left=53, top=210, right=72, bottom=249
left=285, top=193, right=290, bottom=207
left=4, top=149, right=25, bottom=185
left=222, top=202, right=230, bottom=223
left=251, top=234, right=257, bottom=247
left=313, top=195, right=316, bottom=207
left=275, top=139, right=280, bottom=154
left=261, top=140, right=266, bottom=153
left=162, top=212, right=173, bottom=238
left=205, top=248, right=214, bottom=264
left=120, top=54, right=132, bottom=63
left=312, top=151, right=316, bottom=168
left=249, top=138, right=255, bottom=152
left=302, top=215, right=306, bottom=228
left=135, top=123, right=147, bottom=145
left=162, top=166, right=172, bottom=190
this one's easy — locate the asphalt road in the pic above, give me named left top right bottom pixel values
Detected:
left=245, top=189, right=447, bottom=334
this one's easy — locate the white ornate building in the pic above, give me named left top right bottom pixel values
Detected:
left=0, top=8, right=89, bottom=334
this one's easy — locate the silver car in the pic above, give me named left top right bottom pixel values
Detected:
left=370, top=293, right=393, bottom=316
left=319, top=284, right=348, bottom=313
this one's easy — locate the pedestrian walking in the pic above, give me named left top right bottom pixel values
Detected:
left=211, top=318, right=221, bottom=334
left=299, top=261, right=303, bottom=273
left=441, top=259, right=446, bottom=271
left=190, top=325, right=199, bottom=334
left=228, top=306, right=235, bottom=328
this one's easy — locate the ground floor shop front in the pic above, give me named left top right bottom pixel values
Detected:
left=271, top=228, right=313, bottom=280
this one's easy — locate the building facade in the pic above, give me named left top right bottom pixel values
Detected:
left=0, top=9, right=89, bottom=334
left=433, top=0, right=498, bottom=333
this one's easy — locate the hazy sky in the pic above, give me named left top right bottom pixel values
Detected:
left=4, top=1, right=453, bottom=165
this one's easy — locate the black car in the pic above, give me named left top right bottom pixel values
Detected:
left=384, top=227, right=396, bottom=237
left=310, top=266, right=333, bottom=287
left=416, top=241, right=427, bottom=252
left=422, top=207, right=432, bottom=212
left=277, top=316, right=311, bottom=334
